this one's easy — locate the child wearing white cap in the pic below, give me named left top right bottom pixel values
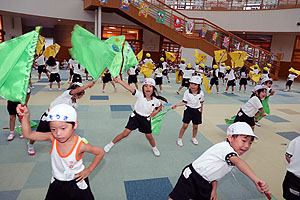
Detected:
left=282, top=135, right=300, bottom=199
left=172, top=76, right=204, bottom=147
left=17, top=104, right=104, bottom=200
left=104, top=77, right=167, bottom=157
left=169, top=122, right=270, bottom=200
left=234, top=85, right=267, bottom=130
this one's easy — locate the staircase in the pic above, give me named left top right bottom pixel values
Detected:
left=84, top=0, right=281, bottom=80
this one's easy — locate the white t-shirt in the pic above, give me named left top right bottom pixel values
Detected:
left=253, top=69, right=259, bottom=74
left=48, top=61, right=60, bottom=74
left=192, top=141, right=238, bottom=182
left=211, top=69, right=219, bottom=78
left=154, top=68, right=163, bottom=77
left=128, top=66, right=137, bottom=75
left=179, top=63, right=187, bottom=71
left=50, top=90, right=78, bottom=110
left=240, top=71, right=247, bottom=78
left=288, top=74, right=298, bottom=81
left=133, top=90, right=161, bottom=117
left=241, top=96, right=263, bottom=117
left=286, top=136, right=300, bottom=177
left=162, top=62, right=168, bottom=70
left=261, top=73, right=269, bottom=80
left=143, top=58, right=153, bottom=66
left=219, top=66, right=226, bottom=73
left=183, top=89, right=204, bottom=109
left=36, top=55, right=46, bottom=66
left=194, top=65, right=200, bottom=72
left=227, top=69, right=235, bottom=81
left=182, top=69, right=195, bottom=79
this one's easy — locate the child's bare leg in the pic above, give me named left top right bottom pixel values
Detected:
left=134, top=83, right=138, bottom=89
left=45, top=72, right=50, bottom=79
left=111, top=81, right=116, bottom=88
left=112, top=128, right=132, bottom=144
left=38, top=73, right=41, bottom=80
left=9, top=115, right=16, bottom=132
left=232, top=86, right=234, bottom=93
left=159, top=85, right=162, bottom=91
left=244, top=85, right=247, bottom=91
left=145, top=134, right=156, bottom=147
left=216, top=85, right=219, bottom=92
left=57, top=82, right=61, bottom=89
left=179, top=123, right=189, bottom=139
left=192, top=124, right=198, bottom=138
left=49, top=82, right=53, bottom=89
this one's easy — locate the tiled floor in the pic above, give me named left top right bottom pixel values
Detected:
left=1, top=70, right=300, bottom=200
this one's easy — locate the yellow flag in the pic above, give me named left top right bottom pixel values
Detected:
left=146, top=61, right=156, bottom=69
left=165, top=51, right=176, bottom=62
left=289, top=67, right=300, bottom=75
left=36, top=35, right=45, bottom=56
left=250, top=64, right=261, bottom=72
left=43, top=43, right=60, bottom=58
left=229, top=51, right=247, bottom=68
left=194, top=50, right=207, bottom=63
left=140, top=64, right=153, bottom=78
left=136, top=49, right=143, bottom=62
left=202, top=74, right=211, bottom=94
left=214, top=49, right=227, bottom=63
left=249, top=71, right=262, bottom=82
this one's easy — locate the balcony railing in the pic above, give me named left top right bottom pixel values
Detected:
left=160, top=0, right=300, bottom=10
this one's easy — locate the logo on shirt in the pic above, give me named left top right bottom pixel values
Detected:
left=69, top=161, right=74, bottom=169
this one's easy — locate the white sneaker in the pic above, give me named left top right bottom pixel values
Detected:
left=191, top=138, right=199, bottom=145
left=58, top=88, right=62, bottom=91
left=104, top=142, right=114, bottom=153
left=27, top=142, right=35, bottom=156
left=7, top=133, right=15, bottom=141
left=224, top=91, right=227, bottom=94
left=30, top=86, right=35, bottom=89
left=152, top=147, right=160, bottom=157
left=255, top=121, right=261, bottom=127
left=114, top=87, right=117, bottom=92
left=19, top=134, right=24, bottom=139
left=284, top=89, right=288, bottom=92
left=49, top=88, right=53, bottom=91
left=177, top=138, right=183, bottom=147
left=217, top=91, right=219, bottom=94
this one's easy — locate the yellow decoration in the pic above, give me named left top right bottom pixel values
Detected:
left=202, top=74, right=211, bottom=94
left=175, top=71, right=183, bottom=83
left=36, top=35, right=45, bottom=56
left=194, top=50, right=207, bottom=63
left=289, top=67, right=300, bottom=75
left=214, top=49, right=227, bottom=63
left=187, top=63, right=192, bottom=69
left=146, top=53, right=151, bottom=57
left=229, top=51, right=247, bottom=68
left=263, top=67, right=269, bottom=71
left=249, top=72, right=262, bottom=82
left=165, top=51, right=176, bottom=62
left=226, top=66, right=231, bottom=70
left=140, top=64, right=153, bottom=78
left=267, top=63, right=271, bottom=67
left=181, top=58, right=186, bottom=63
left=250, top=64, right=261, bottom=72
left=213, top=64, right=218, bottom=69
left=136, top=49, right=143, bottom=62
left=43, top=43, right=60, bottom=58
left=200, top=64, right=205, bottom=68
left=160, top=57, right=164, bottom=61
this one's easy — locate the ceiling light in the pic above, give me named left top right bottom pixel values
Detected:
left=109, top=27, right=116, bottom=29
left=128, top=31, right=136, bottom=33
left=107, top=31, right=112, bottom=33
left=58, top=19, right=61, bottom=22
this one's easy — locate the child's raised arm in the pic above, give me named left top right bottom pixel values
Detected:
left=230, top=156, right=270, bottom=195
left=113, top=77, right=135, bottom=94
left=70, top=81, right=95, bottom=95
left=172, top=101, right=186, bottom=109
left=17, top=104, right=53, bottom=142
left=75, top=143, right=105, bottom=182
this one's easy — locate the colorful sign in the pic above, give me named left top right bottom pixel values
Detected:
left=120, top=0, right=130, bottom=11
left=185, top=21, right=194, bottom=34
left=139, top=2, right=149, bottom=18
left=173, top=16, right=182, bottom=29
left=222, top=36, right=230, bottom=49
left=200, top=27, right=207, bottom=38
left=156, top=9, right=166, bottom=24
left=212, top=32, right=219, bottom=44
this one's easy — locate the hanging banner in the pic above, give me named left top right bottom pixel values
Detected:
left=185, top=21, right=194, bottom=34
left=174, top=16, right=182, bottom=29
left=200, top=27, right=207, bottom=38
left=222, top=36, right=230, bottom=49
left=139, top=2, right=149, bottom=18
left=243, top=44, right=249, bottom=52
left=214, top=49, right=227, bottom=63
left=156, top=9, right=166, bottom=24
left=120, top=0, right=130, bottom=11
left=234, top=41, right=240, bottom=51
left=211, top=32, right=219, bottom=44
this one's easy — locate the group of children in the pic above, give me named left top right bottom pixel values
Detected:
left=6, top=53, right=300, bottom=199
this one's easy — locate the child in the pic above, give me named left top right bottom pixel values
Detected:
left=261, top=78, right=275, bottom=97
left=161, top=57, right=170, bottom=83
left=70, top=61, right=85, bottom=87
left=177, top=58, right=186, bottom=84
left=17, top=104, right=104, bottom=199
left=142, top=53, right=154, bottom=78
left=261, top=67, right=269, bottom=80
left=219, top=62, right=226, bottom=85
left=224, top=66, right=236, bottom=94
left=176, top=63, right=195, bottom=94
left=68, top=58, right=75, bottom=83
left=102, top=69, right=117, bottom=93
left=104, top=77, right=167, bottom=157
left=153, top=65, right=163, bottom=93
left=239, top=66, right=248, bottom=93
left=172, top=76, right=204, bottom=147
left=28, top=82, right=95, bottom=156
left=209, top=64, right=219, bottom=93
left=234, top=85, right=267, bottom=130
left=282, top=135, right=300, bottom=199
left=6, top=87, right=31, bottom=141
left=252, top=64, right=259, bottom=86
left=127, top=65, right=139, bottom=89
left=35, top=54, right=50, bottom=80
left=46, top=56, right=61, bottom=91
left=168, top=122, right=270, bottom=200
left=285, top=72, right=298, bottom=92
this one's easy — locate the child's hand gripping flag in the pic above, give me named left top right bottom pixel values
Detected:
left=151, top=108, right=172, bottom=135
left=0, top=27, right=40, bottom=104
left=69, top=25, right=115, bottom=80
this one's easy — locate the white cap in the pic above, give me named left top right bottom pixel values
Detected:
left=227, top=122, right=258, bottom=141
left=261, top=78, right=272, bottom=84
left=143, top=78, right=156, bottom=86
left=189, top=76, right=202, bottom=85
left=252, top=85, right=267, bottom=92
left=47, top=104, right=77, bottom=122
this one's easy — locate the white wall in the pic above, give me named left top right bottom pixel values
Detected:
left=181, top=47, right=213, bottom=66
left=182, top=8, right=300, bottom=32
left=142, top=29, right=160, bottom=52
left=2, top=15, right=22, bottom=41
left=0, top=0, right=94, bottom=22
left=271, top=34, right=296, bottom=62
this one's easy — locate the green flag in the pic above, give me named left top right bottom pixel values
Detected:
left=151, top=108, right=172, bottom=135
left=104, top=35, right=125, bottom=77
left=15, top=120, right=38, bottom=135
left=0, top=27, right=40, bottom=104
left=123, top=41, right=138, bottom=72
left=69, top=25, right=114, bottom=80
left=225, top=115, right=236, bottom=124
